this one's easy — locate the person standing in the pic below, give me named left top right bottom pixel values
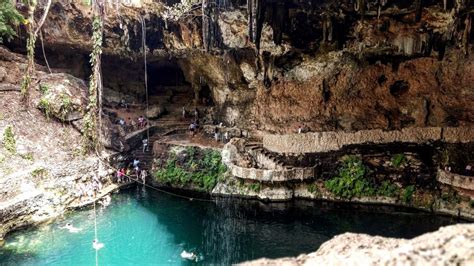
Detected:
left=142, top=138, right=148, bottom=153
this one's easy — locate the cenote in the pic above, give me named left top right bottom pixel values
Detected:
left=0, top=186, right=462, bottom=265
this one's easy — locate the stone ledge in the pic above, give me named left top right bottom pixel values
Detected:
left=263, top=127, right=474, bottom=154
left=437, top=169, right=474, bottom=193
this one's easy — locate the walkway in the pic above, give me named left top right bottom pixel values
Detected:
left=263, top=127, right=474, bottom=154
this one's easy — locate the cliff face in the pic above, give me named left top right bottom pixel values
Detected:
left=242, top=223, right=474, bottom=266
left=7, top=0, right=474, bottom=133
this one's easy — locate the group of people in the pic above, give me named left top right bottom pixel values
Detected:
left=213, top=126, right=229, bottom=143
left=443, top=164, right=474, bottom=176
left=116, top=159, right=147, bottom=184
left=185, top=107, right=201, bottom=137
left=117, top=116, right=148, bottom=133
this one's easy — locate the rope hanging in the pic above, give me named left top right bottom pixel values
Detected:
left=140, top=15, right=150, bottom=142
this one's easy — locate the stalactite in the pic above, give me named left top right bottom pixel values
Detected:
left=247, top=0, right=253, bottom=41
left=328, top=18, right=333, bottom=42
left=462, top=15, right=471, bottom=55
left=262, top=51, right=273, bottom=88
left=255, top=0, right=266, bottom=52
left=247, top=0, right=266, bottom=52
left=377, top=1, right=381, bottom=20
left=443, top=0, right=447, bottom=11
left=202, top=0, right=211, bottom=51
left=359, top=0, right=365, bottom=20
left=272, top=1, right=286, bottom=46
left=415, top=0, right=423, bottom=22
left=322, top=16, right=327, bottom=43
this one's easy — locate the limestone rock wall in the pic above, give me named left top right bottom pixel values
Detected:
left=5, top=1, right=473, bottom=132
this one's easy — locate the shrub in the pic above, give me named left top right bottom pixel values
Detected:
left=31, top=167, right=48, bottom=178
left=154, top=149, right=226, bottom=192
left=38, top=97, right=52, bottom=119
left=0, top=1, right=24, bottom=43
left=3, top=125, right=16, bottom=153
left=39, top=84, right=49, bottom=94
left=391, top=154, right=407, bottom=168
left=248, top=183, right=261, bottom=193
left=377, top=181, right=399, bottom=197
left=324, top=156, right=376, bottom=199
left=402, top=185, right=416, bottom=204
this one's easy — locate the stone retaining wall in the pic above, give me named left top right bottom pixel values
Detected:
left=263, top=127, right=474, bottom=154
left=222, top=141, right=315, bottom=182
left=229, top=164, right=315, bottom=182
left=437, top=169, right=474, bottom=192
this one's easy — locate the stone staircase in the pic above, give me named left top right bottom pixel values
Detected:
left=244, top=141, right=288, bottom=170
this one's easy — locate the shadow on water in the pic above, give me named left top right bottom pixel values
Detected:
left=133, top=186, right=459, bottom=265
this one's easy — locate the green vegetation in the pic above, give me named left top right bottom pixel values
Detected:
left=20, top=152, right=34, bottom=161
left=31, top=167, right=48, bottom=178
left=307, top=183, right=321, bottom=196
left=377, top=181, right=399, bottom=197
left=38, top=97, right=52, bottom=119
left=391, top=154, right=407, bottom=168
left=248, top=182, right=261, bottom=193
left=20, top=0, right=37, bottom=102
left=470, top=200, right=474, bottom=208
left=402, top=185, right=416, bottom=204
left=154, top=148, right=227, bottom=192
left=441, top=189, right=461, bottom=205
left=0, top=0, right=24, bottom=43
left=39, top=84, right=49, bottom=94
left=324, top=156, right=376, bottom=199
left=2, top=125, right=16, bottom=154
left=82, top=15, right=103, bottom=151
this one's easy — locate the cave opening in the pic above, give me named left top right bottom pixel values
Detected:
left=199, top=84, right=214, bottom=106
left=147, top=60, right=189, bottom=96
left=389, top=80, right=410, bottom=97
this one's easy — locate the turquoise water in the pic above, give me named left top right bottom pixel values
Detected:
left=0, top=186, right=460, bottom=265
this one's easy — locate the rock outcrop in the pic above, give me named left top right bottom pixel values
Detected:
left=242, top=224, right=474, bottom=266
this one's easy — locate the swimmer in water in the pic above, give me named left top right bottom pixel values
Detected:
left=180, top=250, right=197, bottom=261
left=92, top=239, right=104, bottom=250
left=60, top=223, right=82, bottom=233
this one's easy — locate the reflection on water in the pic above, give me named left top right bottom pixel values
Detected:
left=0, top=186, right=460, bottom=265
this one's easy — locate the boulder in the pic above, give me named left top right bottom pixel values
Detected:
left=36, top=73, right=87, bottom=122
left=145, top=105, right=166, bottom=119
left=242, top=224, right=474, bottom=266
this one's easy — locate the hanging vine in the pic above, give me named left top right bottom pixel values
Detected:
left=82, top=3, right=104, bottom=152
left=20, top=0, right=52, bottom=104
left=20, top=0, right=37, bottom=104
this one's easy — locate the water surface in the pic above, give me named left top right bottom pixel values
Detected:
left=0, top=186, right=460, bottom=265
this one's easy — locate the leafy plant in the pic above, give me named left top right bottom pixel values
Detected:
left=324, top=156, right=376, bottom=199
left=82, top=15, right=103, bottom=151
left=2, top=125, right=16, bottom=153
left=307, top=183, right=320, bottom=196
left=154, top=149, right=226, bottom=192
left=441, top=189, right=461, bottom=205
left=377, top=181, right=399, bottom=197
left=38, top=97, right=51, bottom=119
left=31, top=167, right=48, bottom=178
left=402, top=185, right=416, bottom=204
left=248, top=182, right=261, bottom=193
left=39, top=84, right=49, bottom=94
left=0, top=0, right=24, bottom=43
left=391, top=154, right=407, bottom=168
left=20, top=152, right=34, bottom=161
